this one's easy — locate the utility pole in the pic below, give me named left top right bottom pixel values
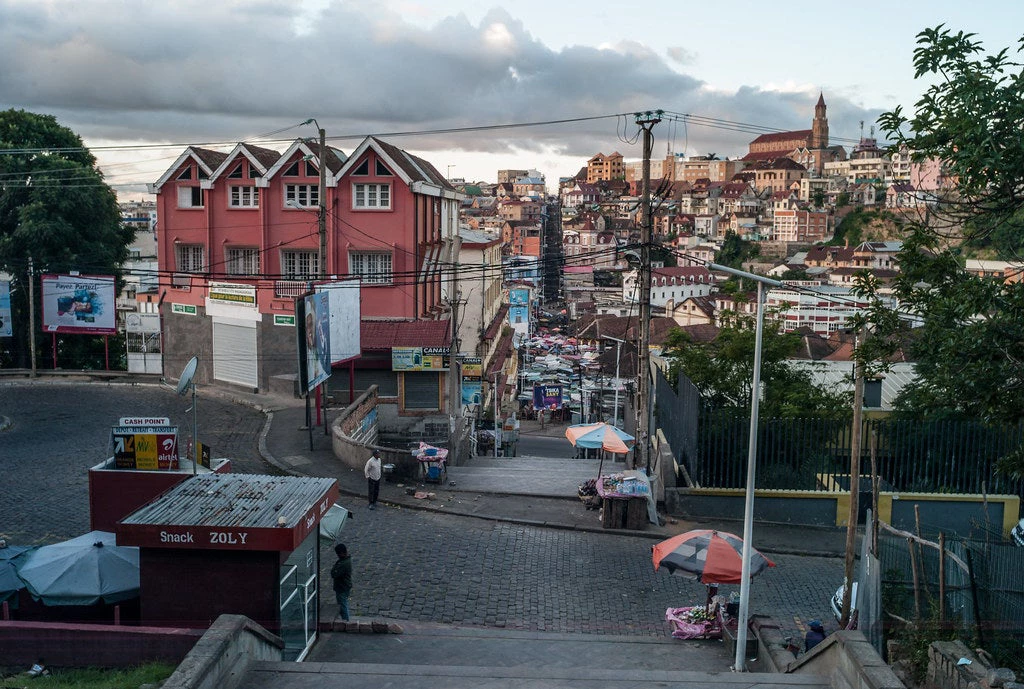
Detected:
left=317, top=124, right=329, bottom=434
left=635, top=111, right=661, bottom=474
left=27, top=256, right=36, bottom=377
left=447, top=232, right=463, bottom=464
left=841, top=324, right=867, bottom=627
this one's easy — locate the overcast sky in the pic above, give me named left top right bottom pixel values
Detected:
left=3, top=0, right=1023, bottom=197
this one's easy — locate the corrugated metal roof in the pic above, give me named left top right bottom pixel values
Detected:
left=120, top=473, right=336, bottom=529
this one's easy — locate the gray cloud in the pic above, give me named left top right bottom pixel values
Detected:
left=0, top=1, right=884, bottom=173
left=666, top=46, right=697, bottom=66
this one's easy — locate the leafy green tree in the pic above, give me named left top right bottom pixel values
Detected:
left=663, top=321, right=848, bottom=419
left=871, top=26, right=1024, bottom=474
left=716, top=230, right=758, bottom=269
left=0, top=110, right=131, bottom=368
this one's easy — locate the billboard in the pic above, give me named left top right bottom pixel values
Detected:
left=533, top=384, right=564, bottom=410
left=461, top=356, right=482, bottom=407
left=315, top=280, right=361, bottom=364
left=296, top=291, right=332, bottom=393
left=510, top=288, right=529, bottom=306
left=0, top=280, right=11, bottom=337
left=392, top=346, right=450, bottom=371
left=110, top=422, right=179, bottom=470
left=41, top=274, right=116, bottom=334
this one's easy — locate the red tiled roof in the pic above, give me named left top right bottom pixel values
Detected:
left=482, top=305, right=509, bottom=340
left=361, top=320, right=451, bottom=351
left=749, top=129, right=812, bottom=146
left=652, top=266, right=713, bottom=281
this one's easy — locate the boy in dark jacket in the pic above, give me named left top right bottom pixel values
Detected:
left=331, top=543, right=353, bottom=620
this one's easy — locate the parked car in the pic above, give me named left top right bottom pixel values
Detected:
left=830, top=582, right=858, bottom=623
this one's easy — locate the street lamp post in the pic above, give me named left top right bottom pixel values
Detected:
left=603, top=335, right=625, bottom=428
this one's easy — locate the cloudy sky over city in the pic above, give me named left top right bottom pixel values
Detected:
left=2, top=0, right=1023, bottom=196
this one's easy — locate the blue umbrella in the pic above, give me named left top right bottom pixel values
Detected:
left=1, top=544, right=33, bottom=605
left=16, top=531, right=139, bottom=606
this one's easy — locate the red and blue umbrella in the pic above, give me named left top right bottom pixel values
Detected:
left=565, top=422, right=635, bottom=454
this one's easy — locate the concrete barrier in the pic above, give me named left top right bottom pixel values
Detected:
left=161, top=615, right=283, bottom=689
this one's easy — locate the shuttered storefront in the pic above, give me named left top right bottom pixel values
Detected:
left=403, top=372, right=440, bottom=410
left=354, top=368, right=398, bottom=397
left=212, top=320, right=258, bottom=389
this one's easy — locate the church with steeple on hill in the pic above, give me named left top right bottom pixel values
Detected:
left=742, top=92, right=847, bottom=175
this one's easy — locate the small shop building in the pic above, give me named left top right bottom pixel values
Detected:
left=116, top=473, right=337, bottom=661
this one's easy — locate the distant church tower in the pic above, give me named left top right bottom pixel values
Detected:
left=811, top=92, right=829, bottom=149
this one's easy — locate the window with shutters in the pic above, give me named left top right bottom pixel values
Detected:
left=177, top=186, right=204, bottom=208
left=281, top=250, right=319, bottom=280
left=349, top=252, right=392, bottom=284
left=226, top=247, right=260, bottom=275
left=229, top=186, right=259, bottom=207
left=352, top=183, right=391, bottom=209
left=176, top=244, right=205, bottom=273
left=354, top=368, right=398, bottom=397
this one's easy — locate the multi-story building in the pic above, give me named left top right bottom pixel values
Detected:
left=150, top=136, right=461, bottom=413
left=767, top=282, right=881, bottom=336
left=773, top=209, right=830, bottom=242
left=622, top=266, right=713, bottom=306
left=497, top=169, right=530, bottom=184
left=587, top=152, right=624, bottom=183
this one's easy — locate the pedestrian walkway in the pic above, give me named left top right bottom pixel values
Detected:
left=249, top=392, right=847, bottom=557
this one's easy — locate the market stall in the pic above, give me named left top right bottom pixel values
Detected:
left=413, top=442, right=447, bottom=483
left=595, top=471, right=650, bottom=530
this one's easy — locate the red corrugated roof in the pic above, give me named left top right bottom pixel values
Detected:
left=361, top=320, right=451, bottom=351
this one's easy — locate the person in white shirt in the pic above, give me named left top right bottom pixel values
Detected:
left=364, top=449, right=382, bottom=510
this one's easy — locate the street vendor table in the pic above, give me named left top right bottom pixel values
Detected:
left=413, top=442, right=447, bottom=484
left=595, top=471, right=649, bottom=530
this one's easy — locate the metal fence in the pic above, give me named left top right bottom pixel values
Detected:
left=876, top=525, right=1024, bottom=670
left=690, top=412, right=1024, bottom=497
left=654, top=368, right=699, bottom=481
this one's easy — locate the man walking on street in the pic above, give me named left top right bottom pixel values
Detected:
left=331, top=543, right=352, bottom=621
left=364, top=449, right=382, bottom=510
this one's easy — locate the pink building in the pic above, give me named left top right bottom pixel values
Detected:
left=150, top=137, right=461, bottom=402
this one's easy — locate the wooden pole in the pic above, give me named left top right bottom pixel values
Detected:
left=938, top=531, right=946, bottom=623
left=870, top=427, right=879, bottom=558
left=909, top=537, right=921, bottom=621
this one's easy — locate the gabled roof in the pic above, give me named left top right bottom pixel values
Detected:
left=652, top=266, right=713, bottom=282
left=208, top=143, right=282, bottom=182
left=335, top=136, right=454, bottom=192
left=749, top=129, right=812, bottom=146
left=361, top=320, right=450, bottom=351
left=262, top=138, right=347, bottom=181
left=150, top=146, right=228, bottom=191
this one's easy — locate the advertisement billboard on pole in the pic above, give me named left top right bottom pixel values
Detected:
left=296, top=291, right=331, bottom=393
left=0, top=280, right=11, bottom=337
left=41, top=274, right=116, bottom=334
left=533, top=384, right=563, bottom=410
left=315, top=279, right=361, bottom=364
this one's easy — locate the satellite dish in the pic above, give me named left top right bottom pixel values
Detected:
left=176, top=356, right=198, bottom=396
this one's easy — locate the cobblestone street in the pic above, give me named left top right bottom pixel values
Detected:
left=1, top=382, right=846, bottom=641
left=332, top=505, right=843, bottom=639
left=0, top=382, right=269, bottom=544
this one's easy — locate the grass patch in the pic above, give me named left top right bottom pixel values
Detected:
left=1, top=663, right=175, bottom=689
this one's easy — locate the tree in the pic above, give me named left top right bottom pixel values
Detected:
left=872, top=27, right=1024, bottom=474
left=0, top=110, right=132, bottom=368
left=662, top=322, right=848, bottom=419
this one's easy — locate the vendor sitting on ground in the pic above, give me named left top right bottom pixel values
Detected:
left=804, top=619, right=827, bottom=651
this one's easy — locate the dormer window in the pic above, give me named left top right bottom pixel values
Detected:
left=353, top=160, right=369, bottom=176
left=375, top=160, right=393, bottom=176
left=227, top=164, right=243, bottom=179
left=176, top=167, right=192, bottom=180
left=284, top=161, right=299, bottom=177
left=305, top=161, right=319, bottom=177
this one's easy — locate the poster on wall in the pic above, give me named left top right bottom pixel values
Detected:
left=510, top=288, right=529, bottom=306
left=533, top=384, right=563, bottom=410
left=296, top=291, right=331, bottom=394
left=391, top=347, right=450, bottom=371
left=0, top=280, right=11, bottom=337
left=40, top=274, right=117, bottom=334
left=461, top=357, right=482, bottom=407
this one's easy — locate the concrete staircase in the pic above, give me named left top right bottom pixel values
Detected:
left=239, top=624, right=832, bottom=689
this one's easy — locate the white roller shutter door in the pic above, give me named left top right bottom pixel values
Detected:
left=213, top=321, right=258, bottom=388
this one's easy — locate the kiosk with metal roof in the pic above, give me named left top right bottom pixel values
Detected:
left=117, top=473, right=337, bottom=661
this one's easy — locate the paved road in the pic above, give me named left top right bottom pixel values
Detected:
left=0, top=382, right=270, bottom=544
left=1, top=382, right=844, bottom=641
left=329, top=504, right=843, bottom=640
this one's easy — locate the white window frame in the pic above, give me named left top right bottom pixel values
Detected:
left=176, top=244, right=205, bottom=273
left=352, top=183, right=391, bottom=210
left=349, top=251, right=393, bottom=285
left=281, top=250, right=320, bottom=280
left=229, top=186, right=259, bottom=208
left=177, top=186, right=204, bottom=208
left=226, top=247, right=260, bottom=275
left=284, top=184, right=319, bottom=209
